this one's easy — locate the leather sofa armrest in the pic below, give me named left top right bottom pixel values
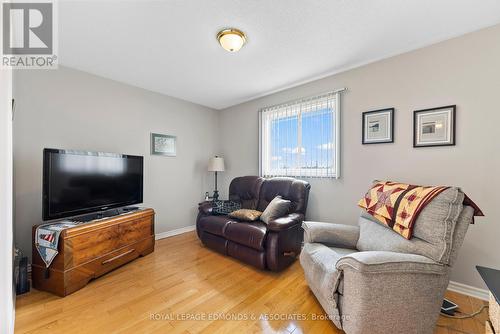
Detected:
left=302, top=222, right=359, bottom=249
left=198, top=201, right=213, bottom=215
left=336, top=251, right=446, bottom=275
left=267, top=213, right=304, bottom=232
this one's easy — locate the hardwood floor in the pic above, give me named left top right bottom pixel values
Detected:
left=15, top=231, right=488, bottom=334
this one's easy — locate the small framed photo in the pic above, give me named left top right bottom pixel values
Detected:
left=151, top=133, right=176, bottom=156
left=414, top=105, right=456, bottom=147
left=362, top=108, right=394, bottom=144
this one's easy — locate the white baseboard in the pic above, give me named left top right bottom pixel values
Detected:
left=155, top=225, right=196, bottom=240
left=447, top=280, right=489, bottom=301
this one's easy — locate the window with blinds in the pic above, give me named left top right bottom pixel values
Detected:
left=259, top=91, right=341, bottom=178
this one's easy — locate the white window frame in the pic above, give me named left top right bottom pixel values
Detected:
left=259, top=89, right=344, bottom=179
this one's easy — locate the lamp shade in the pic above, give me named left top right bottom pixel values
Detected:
left=208, top=156, right=225, bottom=172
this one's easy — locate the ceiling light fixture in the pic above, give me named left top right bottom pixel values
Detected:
left=217, top=28, right=247, bottom=53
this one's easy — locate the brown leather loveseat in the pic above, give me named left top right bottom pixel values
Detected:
left=196, top=176, right=311, bottom=271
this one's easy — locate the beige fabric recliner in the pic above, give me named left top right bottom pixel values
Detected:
left=299, top=187, right=474, bottom=334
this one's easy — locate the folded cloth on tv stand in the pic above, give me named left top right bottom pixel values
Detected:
left=35, top=221, right=79, bottom=268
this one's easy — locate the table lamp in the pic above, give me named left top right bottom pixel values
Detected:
left=208, top=156, right=225, bottom=200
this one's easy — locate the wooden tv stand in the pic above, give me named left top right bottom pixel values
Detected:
left=32, top=208, right=155, bottom=297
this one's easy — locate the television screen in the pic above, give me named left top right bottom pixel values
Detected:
left=43, top=149, right=144, bottom=221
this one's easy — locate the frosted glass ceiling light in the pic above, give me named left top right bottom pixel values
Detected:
left=217, top=28, right=247, bottom=52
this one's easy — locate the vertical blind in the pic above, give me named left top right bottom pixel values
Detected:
left=259, top=91, right=341, bottom=178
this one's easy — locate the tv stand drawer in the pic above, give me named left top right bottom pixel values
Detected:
left=93, top=237, right=153, bottom=277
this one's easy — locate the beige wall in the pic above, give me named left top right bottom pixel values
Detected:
left=218, top=24, right=500, bottom=289
left=13, top=66, right=219, bottom=258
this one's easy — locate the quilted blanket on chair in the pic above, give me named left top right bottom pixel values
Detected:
left=358, top=181, right=483, bottom=239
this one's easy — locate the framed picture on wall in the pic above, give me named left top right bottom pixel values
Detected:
left=151, top=133, right=177, bottom=156
left=413, top=105, right=456, bottom=147
left=362, top=108, right=394, bottom=144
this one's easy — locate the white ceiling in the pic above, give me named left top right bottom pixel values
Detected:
left=59, top=0, right=500, bottom=110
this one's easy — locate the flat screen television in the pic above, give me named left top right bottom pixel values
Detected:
left=43, top=149, right=144, bottom=221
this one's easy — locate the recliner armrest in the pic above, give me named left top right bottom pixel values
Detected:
left=302, top=222, right=359, bottom=249
left=267, top=213, right=304, bottom=232
left=336, top=251, right=446, bottom=275
left=198, top=201, right=213, bottom=215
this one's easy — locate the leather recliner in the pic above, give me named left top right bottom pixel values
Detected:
left=196, top=176, right=311, bottom=271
